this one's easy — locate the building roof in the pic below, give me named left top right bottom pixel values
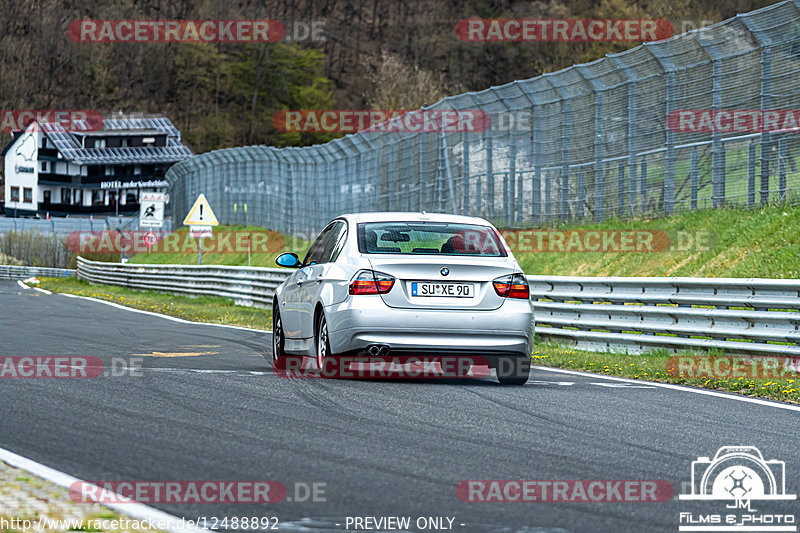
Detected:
left=40, top=115, right=193, bottom=165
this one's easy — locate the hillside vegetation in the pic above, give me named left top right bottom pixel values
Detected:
left=120, top=205, right=800, bottom=278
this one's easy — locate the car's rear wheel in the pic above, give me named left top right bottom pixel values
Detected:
left=316, top=313, right=334, bottom=378
left=496, top=354, right=531, bottom=385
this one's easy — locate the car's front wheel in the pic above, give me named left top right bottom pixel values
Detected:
left=272, top=304, right=295, bottom=372
left=496, top=354, right=531, bottom=385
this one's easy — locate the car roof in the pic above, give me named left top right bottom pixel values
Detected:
left=336, top=212, right=494, bottom=226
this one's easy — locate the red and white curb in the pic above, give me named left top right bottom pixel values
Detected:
left=0, top=446, right=208, bottom=533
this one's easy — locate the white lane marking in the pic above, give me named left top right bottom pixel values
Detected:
left=534, top=365, right=800, bottom=412
left=591, top=382, right=656, bottom=389
left=57, top=293, right=268, bottom=333
left=33, top=286, right=52, bottom=294
left=0, top=446, right=208, bottom=533
left=17, top=280, right=29, bottom=290
left=527, top=380, right=575, bottom=386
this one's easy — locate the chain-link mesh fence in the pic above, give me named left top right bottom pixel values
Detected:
left=166, top=1, right=800, bottom=238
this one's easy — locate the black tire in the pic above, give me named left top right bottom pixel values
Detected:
left=496, top=354, right=531, bottom=385
left=315, top=312, right=335, bottom=378
left=272, top=304, right=298, bottom=373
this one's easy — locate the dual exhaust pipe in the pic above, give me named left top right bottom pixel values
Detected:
left=367, top=344, right=391, bottom=357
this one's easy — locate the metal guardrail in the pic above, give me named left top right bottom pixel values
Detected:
left=76, top=258, right=800, bottom=355
left=530, top=276, right=800, bottom=355
left=77, top=257, right=288, bottom=307
left=0, top=265, right=75, bottom=280
left=0, top=216, right=173, bottom=235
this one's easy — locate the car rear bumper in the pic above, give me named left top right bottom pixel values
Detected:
left=325, top=295, right=534, bottom=355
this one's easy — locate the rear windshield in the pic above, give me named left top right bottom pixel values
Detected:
left=357, top=222, right=507, bottom=257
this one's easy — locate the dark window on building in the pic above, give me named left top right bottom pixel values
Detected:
left=91, top=190, right=104, bottom=205
left=23, top=188, right=32, bottom=203
left=41, top=161, right=48, bottom=172
left=61, top=189, right=71, bottom=204
left=126, top=192, right=138, bottom=203
left=10, top=187, right=19, bottom=202
left=43, top=190, right=51, bottom=204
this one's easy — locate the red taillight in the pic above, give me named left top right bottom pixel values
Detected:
left=349, top=270, right=395, bottom=295
left=493, top=273, right=529, bottom=299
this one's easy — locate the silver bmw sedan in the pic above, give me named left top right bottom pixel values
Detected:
left=271, top=212, right=534, bottom=384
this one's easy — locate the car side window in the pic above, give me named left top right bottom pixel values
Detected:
left=321, top=222, right=347, bottom=263
left=302, top=224, right=335, bottom=267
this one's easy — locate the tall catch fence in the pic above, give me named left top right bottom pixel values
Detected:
left=167, top=1, right=800, bottom=238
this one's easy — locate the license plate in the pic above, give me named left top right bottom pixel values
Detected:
left=411, top=282, right=473, bottom=298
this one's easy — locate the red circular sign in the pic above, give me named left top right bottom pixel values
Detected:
left=143, top=231, right=159, bottom=247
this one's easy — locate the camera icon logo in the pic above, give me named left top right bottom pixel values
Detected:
left=680, top=446, right=796, bottom=501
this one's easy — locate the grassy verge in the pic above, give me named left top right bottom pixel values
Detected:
left=532, top=343, right=799, bottom=404
left=37, top=277, right=271, bottom=330
left=513, top=204, right=800, bottom=278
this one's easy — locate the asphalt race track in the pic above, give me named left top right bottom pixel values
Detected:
left=1, top=280, right=798, bottom=533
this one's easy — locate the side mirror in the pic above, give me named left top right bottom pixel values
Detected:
left=276, top=252, right=302, bottom=268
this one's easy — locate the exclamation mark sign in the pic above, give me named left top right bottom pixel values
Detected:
left=199, top=204, right=203, bottom=220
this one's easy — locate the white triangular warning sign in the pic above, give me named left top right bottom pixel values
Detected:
left=183, top=193, right=219, bottom=226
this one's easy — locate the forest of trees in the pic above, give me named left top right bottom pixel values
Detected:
left=0, top=0, right=774, bottom=154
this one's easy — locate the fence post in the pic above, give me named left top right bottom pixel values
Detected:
left=618, top=162, right=626, bottom=215
left=748, top=141, right=756, bottom=206
left=691, top=148, right=699, bottom=209
left=593, top=93, right=604, bottom=223
left=509, top=131, right=518, bottom=224
left=640, top=158, right=647, bottom=211
left=577, top=169, right=585, bottom=220
left=664, top=70, right=675, bottom=215
left=462, top=131, right=470, bottom=215
left=779, top=137, right=787, bottom=202
left=561, top=98, right=571, bottom=222
left=760, top=46, right=772, bottom=205
left=485, top=126, right=494, bottom=220
left=532, top=102, right=542, bottom=223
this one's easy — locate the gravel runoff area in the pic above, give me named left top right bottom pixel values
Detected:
left=0, top=459, right=163, bottom=533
